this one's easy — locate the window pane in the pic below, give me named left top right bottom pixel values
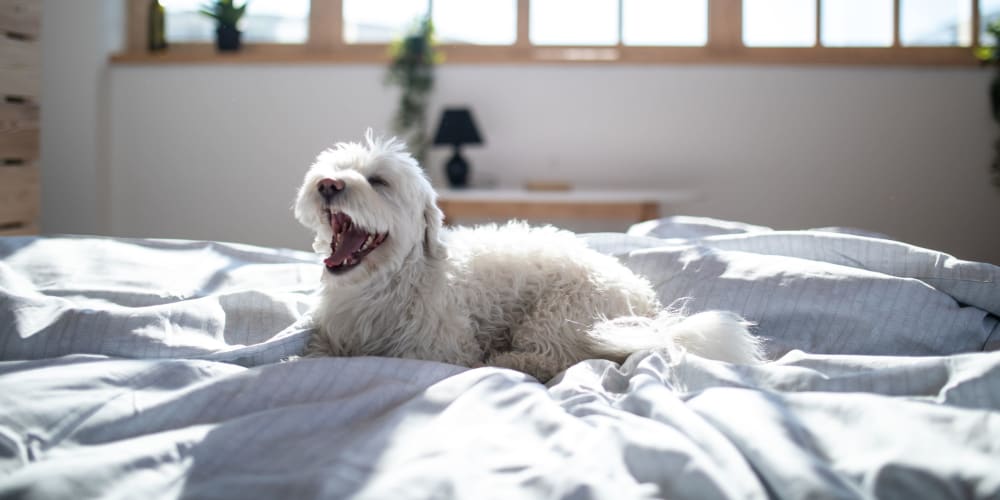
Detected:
left=434, top=0, right=516, bottom=45
left=162, top=0, right=212, bottom=42
left=622, top=0, right=707, bottom=46
left=821, top=0, right=893, bottom=47
left=531, top=0, right=619, bottom=46
left=901, top=0, right=972, bottom=46
left=981, top=0, right=1000, bottom=44
left=743, top=0, right=816, bottom=47
left=162, top=0, right=309, bottom=44
left=343, top=0, right=426, bottom=43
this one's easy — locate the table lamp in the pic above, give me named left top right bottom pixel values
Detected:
left=432, top=108, right=483, bottom=188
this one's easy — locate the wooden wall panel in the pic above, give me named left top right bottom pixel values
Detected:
left=0, top=100, right=39, bottom=160
left=0, top=0, right=40, bottom=38
left=0, top=35, right=39, bottom=98
left=0, top=128, right=38, bottom=159
left=0, top=0, right=39, bottom=235
left=0, top=163, right=39, bottom=230
left=0, top=99, right=38, bottom=132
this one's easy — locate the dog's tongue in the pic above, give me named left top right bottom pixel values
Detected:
left=325, top=228, right=367, bottom=266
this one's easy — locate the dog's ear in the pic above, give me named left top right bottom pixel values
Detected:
left=423, top=197, right=447, bottom=261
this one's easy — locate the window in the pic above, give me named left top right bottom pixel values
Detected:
left=742, top=0, right=986, bottom=49
left=348, top=0, right=713, bottom=48
left=161, top=0, right=309, bottom=44
left=529, top=0, right=710, bottom=47
left=822, top=0, right=894, bottom=47
left=342, top=0, right=425, bottom=43
left=622, top=0, right=708, bottom=47
left=530, top=0, right=618, bottom=46
left=122, top=0, right=995, bottom=65
left=433, top=0, right=517, bottom=45
left=983, top=0, right=1000, bottom=41
left=743, top=0, right=816, bottom=47
left=343, top=0, right=516, bottom=45
left=900, top=0, right=972, bottom=46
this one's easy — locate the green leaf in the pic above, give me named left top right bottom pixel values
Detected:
left=384, top=14, right=439, bottom=164
left=199, top=0, right=248, bottom=27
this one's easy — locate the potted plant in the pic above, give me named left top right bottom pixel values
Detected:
left=199, top=0, right=248, bottom=52
left=385, top=17, right=441, bottom=165
left=974, top=19, right=1000, bottom=186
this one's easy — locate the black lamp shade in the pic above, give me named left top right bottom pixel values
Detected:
left=433, top=108, right=483, bottom=146
left=432, top=108, right=484, bottom=188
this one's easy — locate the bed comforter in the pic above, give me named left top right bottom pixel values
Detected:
left=1, top=217, right=998, bottom=499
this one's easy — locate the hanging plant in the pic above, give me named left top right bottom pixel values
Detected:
left=385, top=17, right=441, bottom=166
left=974, top=19, right=1000, bottom=187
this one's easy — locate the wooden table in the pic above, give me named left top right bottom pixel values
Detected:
left=436, top=189, right=699, bottom=224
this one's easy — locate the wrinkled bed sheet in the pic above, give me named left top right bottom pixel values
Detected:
left=1, top=218, right=999, bottom=499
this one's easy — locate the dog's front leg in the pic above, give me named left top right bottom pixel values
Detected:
left=302, top=330, right=336, bottom=357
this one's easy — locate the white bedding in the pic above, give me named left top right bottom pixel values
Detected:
left=1, top=218, right=999, bottom=499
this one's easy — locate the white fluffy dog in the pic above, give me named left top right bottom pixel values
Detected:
left=294, top=131, right=763, bottom=381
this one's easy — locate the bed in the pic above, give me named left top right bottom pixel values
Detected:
left=1, top=216, right=998, bottom=499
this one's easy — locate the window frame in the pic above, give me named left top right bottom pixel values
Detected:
left=112, top=0, right=983, bottom=65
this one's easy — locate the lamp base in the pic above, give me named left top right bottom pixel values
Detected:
left=445, top=149, right=470, bottom=188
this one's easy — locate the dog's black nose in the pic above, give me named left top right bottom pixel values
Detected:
left=318, top=178, right=345, bottom=203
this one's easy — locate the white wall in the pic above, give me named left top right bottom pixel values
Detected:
left=41, top=3, right=1000, bottom=264
left=40, top=0, right=122, bottom=235
left=106, top=64, right=1000, bottom=263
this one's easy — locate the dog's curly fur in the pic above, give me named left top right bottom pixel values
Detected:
left=295, top=131, right=764, bottom=381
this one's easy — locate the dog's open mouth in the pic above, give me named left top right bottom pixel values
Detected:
left=324, top=210, right=388, bottom=273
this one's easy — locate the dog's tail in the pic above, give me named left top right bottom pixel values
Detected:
left=588, top=309, right=766, bottom=365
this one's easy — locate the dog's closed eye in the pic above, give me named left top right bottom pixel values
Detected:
left=367, top=175, right=390, bottom=188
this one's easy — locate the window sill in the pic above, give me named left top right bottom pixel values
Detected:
left=109, top=43, right=982, bottom=66
left=110, top=43, right=391, bottom=65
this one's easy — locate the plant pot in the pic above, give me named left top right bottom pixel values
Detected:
left=215, top=25, right=242, bottom=52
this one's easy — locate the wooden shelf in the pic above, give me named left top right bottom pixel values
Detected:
left=436, top=188, right=699, bottom=224
left=109, top=44, right=980, bottom=67
left=111, top=43, right=391, bottom=65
